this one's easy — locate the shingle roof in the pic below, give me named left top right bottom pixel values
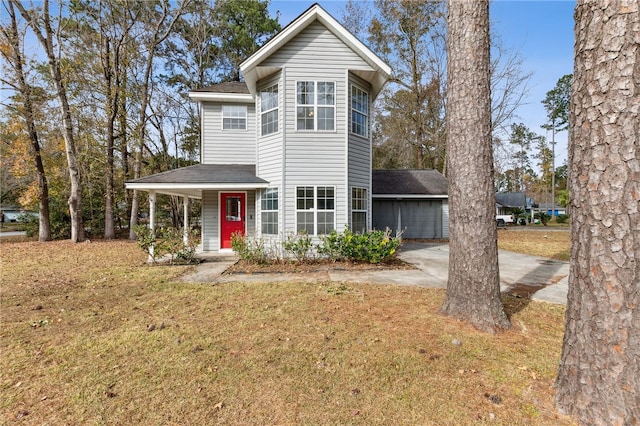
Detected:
left=127, top=164, right=267, bottom=185
left=190, top=81, right=249, bottom=94
left=495, top=192, right=527, bottom=207
left=372, top=169, right=448, bottom=196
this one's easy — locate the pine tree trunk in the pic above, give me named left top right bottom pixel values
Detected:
left=440, top=0, right=510, bottom=333
left=555, top=2, right=639, bottom=423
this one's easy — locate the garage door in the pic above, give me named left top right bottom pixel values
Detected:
left=372, top=199, right=442, bottom=239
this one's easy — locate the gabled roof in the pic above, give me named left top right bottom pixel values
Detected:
left=372, top=169, right=448, bottom=197
left=240, top=3, right=391, bottom=98
left=126, top=164, right=269, bottom=198
left=189, top=81, right=252, bottom=103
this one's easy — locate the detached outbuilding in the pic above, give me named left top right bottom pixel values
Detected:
left=372, top=169, right=449, bottom=239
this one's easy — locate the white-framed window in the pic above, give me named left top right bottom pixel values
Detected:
left=351, top=187, right=367, bottom=234
left=351, top=84, right=369, bottom=137
left=260, top=84, right=278, bottom=136
left=296, top=81, right=335, bottom=131
left=260, top=187, right=278, bottom=235
left=222, top=105, right=247, bottom=130
left=296, top=186, right=335, bottom=235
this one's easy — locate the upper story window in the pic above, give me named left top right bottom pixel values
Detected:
left=222, top=105, right=247, bottom=130
left=351, top=85, right=369, bottom=137
left=296, top=81, right=335, bottom=131
left=260, top=84, right=278, bottom=136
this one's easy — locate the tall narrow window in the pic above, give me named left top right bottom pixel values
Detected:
left=296, top=81, right=335, bottom=131
left=222, top=105, right=247, bottom=130
left=296, top=186, right=335, bottom=235
left=351, top=187, right=367, bottom=233
left=316, top=186, right=335, bottom=234
left=351, top=85, right=369, bottom=137
left=261, top=188, right=278, bottom=235
left=260, top=84, right=278, bottom=136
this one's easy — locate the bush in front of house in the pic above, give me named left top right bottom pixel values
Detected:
left=317, top=227, right=402, bottom=264
left=230, top=231, right=269, bottom=264
left=283, top=231, right=314, bottom=262
left=233, top=227, right=403, bottom=265
left=133, top=225, right=200, bottom=264
left=555, top=214, right=569, bottom=224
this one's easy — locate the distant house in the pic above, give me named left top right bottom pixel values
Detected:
left=126, top=4, right=448, bottom=252
left=495, top=192, right=536, bottom=214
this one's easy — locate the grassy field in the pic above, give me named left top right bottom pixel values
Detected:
left=1, top=233, right=574, bottom=425
left=498, top=228, right=570, bottom=261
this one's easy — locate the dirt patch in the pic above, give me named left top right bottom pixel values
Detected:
left=223, top=257, right=415, bottom=275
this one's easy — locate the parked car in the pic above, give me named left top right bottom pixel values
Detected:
left=496, top=214, right=514, bottom=226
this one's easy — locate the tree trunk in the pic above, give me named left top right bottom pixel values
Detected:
left=440, top=0, right=510, bottom=333
left=4, top=1, right=51, bottom=242
left=13, top=0, right=84, bottom=242
left=555, top=2, right=639, bottom=423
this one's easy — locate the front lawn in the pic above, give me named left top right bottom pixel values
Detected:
left=0, top=241, right=574, bottom=425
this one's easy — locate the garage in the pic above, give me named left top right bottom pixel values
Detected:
left=372, top=170, right=449, bottom=239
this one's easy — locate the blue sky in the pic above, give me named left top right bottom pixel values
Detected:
left=269, top=0, right=575, bottom=166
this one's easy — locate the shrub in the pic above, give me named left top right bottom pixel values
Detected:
left=133, top=225, right=200, bottom=264
left=283, top=231, right=314, bottom=262
left=555, top=214, right=569, bottom=224
left=317, top=227, right=402, bottom=264
left=230, top=232, right=268, bottom=264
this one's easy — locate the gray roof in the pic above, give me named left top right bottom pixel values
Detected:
left=495, top=192, right=527, bottom=207
left=372, top=169, right=448, bottom=196
left=190, top=81, right=249, bottom=94
left=127, top=164, right=267, bottom=185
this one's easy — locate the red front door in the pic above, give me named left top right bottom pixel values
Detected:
left=221, top=192, right=245, bottom=249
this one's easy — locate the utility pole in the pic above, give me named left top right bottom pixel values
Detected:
left=551, top=119, right=556, bottom=219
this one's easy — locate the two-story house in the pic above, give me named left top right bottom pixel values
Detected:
left=127, top=3, right=448, bottom=253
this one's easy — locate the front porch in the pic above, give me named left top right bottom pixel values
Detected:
left=125, top=164, right=268, bottom=255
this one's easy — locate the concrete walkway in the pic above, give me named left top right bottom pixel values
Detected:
left=183, top=242, right=568, bottom=305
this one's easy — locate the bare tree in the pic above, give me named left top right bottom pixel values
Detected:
left=440, top=0, right=510, bottom=333
left=0, top=0, right=51, bottom=241
left=128, top=0, right=191, bottom=240
left=555, top=1, right=639, bottom=423
left=12, top=0, right=84, bottom=242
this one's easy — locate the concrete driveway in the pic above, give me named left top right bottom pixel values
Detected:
left=327, top=242, right=569, bottom=304
left=187, top=242, right=569, bottom=305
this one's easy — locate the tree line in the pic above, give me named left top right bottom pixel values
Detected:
left=3, top=0, right=566, bottom=242
left=1, top=0, right=280, bottom=241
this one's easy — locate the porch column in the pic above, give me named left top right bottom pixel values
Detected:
left=149, top=191, right=156, bottom=261
left=183, top=196, right=189, bottom=246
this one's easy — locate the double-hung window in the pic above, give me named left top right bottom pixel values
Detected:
left=296, top=81, right=335, bottom=131
left=296, top=186, right=335, bottom=235
left=351, top=187, right=367, bottom=234
left=351, top=85, right=369, bottom=137
left=260, top=84, right=278, bottom=136
left=261, top=188, right=278, bottom=235
left=222, top=105, right=247, bottom=130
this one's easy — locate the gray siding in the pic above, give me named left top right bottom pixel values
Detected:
left=259, top=22, right=375, bottom=235
left=202, top=190, right=219, bottom=251
left=348, top=75, right=373, bottom=230
left=442, top=200, right=449, bottom=238
left=202, top=102, right=256, bottom=164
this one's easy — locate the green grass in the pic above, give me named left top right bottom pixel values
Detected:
left=0, top=240, right=575, bottom=425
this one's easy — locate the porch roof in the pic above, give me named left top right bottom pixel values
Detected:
left=125, top=164, right=269, bottom=198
